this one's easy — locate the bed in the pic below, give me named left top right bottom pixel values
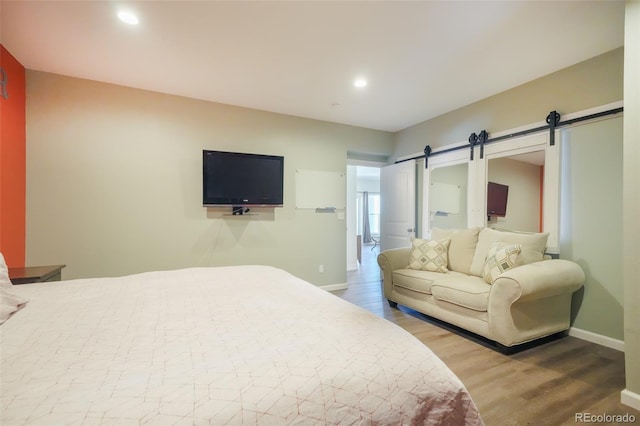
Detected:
left=1, top=262, right=483, bottom=425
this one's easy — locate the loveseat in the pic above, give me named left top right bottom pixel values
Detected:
left=377, top=227, right=585, bottom=350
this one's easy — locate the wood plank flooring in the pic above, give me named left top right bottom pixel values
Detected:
left=336, top=245, right=639, bottom=425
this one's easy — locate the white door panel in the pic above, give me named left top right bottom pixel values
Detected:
left=380, top=161, right=416, bottom=251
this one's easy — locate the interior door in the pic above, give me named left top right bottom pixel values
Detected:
left=380, top=160, right=416, bottom=251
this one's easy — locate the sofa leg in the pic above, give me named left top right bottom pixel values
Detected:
left=388, top=300, right=398, bottom=308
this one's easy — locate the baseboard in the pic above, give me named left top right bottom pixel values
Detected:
left=621, top=389, right=640, bottom=411
left=568, top=327, right=625, bottom=351
left=320, top=283, right=348, bottom=292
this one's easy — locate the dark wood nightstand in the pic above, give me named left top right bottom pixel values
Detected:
left=8, top=265, right=66, bottom=285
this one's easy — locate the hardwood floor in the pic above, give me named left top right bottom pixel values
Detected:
left=337, top=245, right=639, bottom=425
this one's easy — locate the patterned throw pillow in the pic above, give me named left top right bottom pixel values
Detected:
left=407, top=238, right=450, bottom=273
left=483, top=242, right=522, bottom=284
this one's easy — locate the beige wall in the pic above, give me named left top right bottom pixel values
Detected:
left=623, top=0, right=640, bottom=408
left=25, top=71, right=393, bottom=286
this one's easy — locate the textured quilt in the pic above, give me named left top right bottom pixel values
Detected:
left=1, top=265, right=483, bottom=425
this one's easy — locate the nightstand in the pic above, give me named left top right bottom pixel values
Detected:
left=8, top=265, right=66, bottom=285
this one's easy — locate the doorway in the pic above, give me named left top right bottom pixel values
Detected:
left=346, top=164, right=382, bottom=285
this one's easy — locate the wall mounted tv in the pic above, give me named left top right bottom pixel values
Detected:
left=202, top=150, right=284, bottom=209
left=487, top=181, right=509, bottom=217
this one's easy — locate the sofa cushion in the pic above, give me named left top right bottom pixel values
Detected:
left=430, top=227, right=481, bottom=275
left=407, top=238, right=450, bottom=273
left=431, top=275, right=491, bottom=312
left=393, top=269, right=438, bottom=294
left=393, top=269, right=472, bottom=296
left=483, top=242, right=522, bottom=284
left=470, top=228, right=548, bottom=277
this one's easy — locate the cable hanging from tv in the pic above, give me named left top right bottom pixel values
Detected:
left=232, top=207, right=251, bottom=215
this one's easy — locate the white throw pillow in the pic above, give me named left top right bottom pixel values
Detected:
left=407, top=238, right=450, bottom=273
left=430, top=227, right=481, bottom=275
left=0, top=252, right=28, bottom=324
left=0, top=251, right=10, bottom=284
left=470, top=228, right=548, bottom=277
left=483, top=242, right=522, bottom=284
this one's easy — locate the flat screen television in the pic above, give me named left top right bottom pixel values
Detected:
left=203, top=150, right=284, bottom=207
left=487, top=181, right=509, bottom=217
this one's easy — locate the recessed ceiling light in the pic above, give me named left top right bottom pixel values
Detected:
left=354, top=78, right=368, bottom=88
left=117, top=10, right=139, bottom=25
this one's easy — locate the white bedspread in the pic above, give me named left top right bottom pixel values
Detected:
left=1, top=265, right=483, bottom=425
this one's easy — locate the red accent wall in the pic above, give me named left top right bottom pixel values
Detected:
left=0, top=45, right=26, bottom=268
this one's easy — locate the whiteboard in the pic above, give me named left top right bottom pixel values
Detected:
left=430, top=182, right=461, bottom=214
left=295, top=169, right=346, bottom=209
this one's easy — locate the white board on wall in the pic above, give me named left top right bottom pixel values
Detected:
left=295, top=169, right=346, bottom=209
left=430, top=182, right=461, bottom=214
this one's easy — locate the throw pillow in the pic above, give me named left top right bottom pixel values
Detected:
left=483, top=242, right=522, bottom=284
left=0, top=251, right=10, bottom=284
left=407, top=238, right=450, bottom=273
left=431, top=227, right=481, bottom=275
left=0, top=252, right=28, bottom=324
left=470, top=228, right=548, bottom=277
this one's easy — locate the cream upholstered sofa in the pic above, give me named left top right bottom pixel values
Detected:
left=377, top=227, right=585, bottom=350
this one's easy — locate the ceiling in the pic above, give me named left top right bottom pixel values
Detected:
left=0, top=1, right=625, bottom=132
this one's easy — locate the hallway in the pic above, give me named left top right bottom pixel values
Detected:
left=339, top=242, right=391, bottom=317
left=347, top=242, right=380, bottom=286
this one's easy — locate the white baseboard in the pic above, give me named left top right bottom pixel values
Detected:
left=568, top=327, right=625, bottom=351
left=320, top=283, right=348, bottom=292
left=621, top=389, right=640, bottom=411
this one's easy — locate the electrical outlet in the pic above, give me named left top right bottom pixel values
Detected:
left=319, top=265, right=324, bottom=273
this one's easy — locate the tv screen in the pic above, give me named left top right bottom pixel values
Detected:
left=203, top=150, right=284, bottom=207
left=487, top=181, right=509, bottom=217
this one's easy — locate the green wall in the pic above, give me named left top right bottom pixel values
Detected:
left=393, top=47, right=623, bottom=160
left=622, top=1, right=640, bottom=402
left=560, top=117, right=624, bottom=340
left=25, top=71, right=394, bottom=286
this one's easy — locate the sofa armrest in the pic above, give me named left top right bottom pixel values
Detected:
left=377, top=247, right=411, bottom=272
left=377, top=248, right=411, bottom=299
left=491, top=259, right=585, bottom=303
left=488, top=259, right=585, bottom=346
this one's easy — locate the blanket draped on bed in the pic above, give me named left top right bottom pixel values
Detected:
left=1, top=265, right=483, bottom=425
